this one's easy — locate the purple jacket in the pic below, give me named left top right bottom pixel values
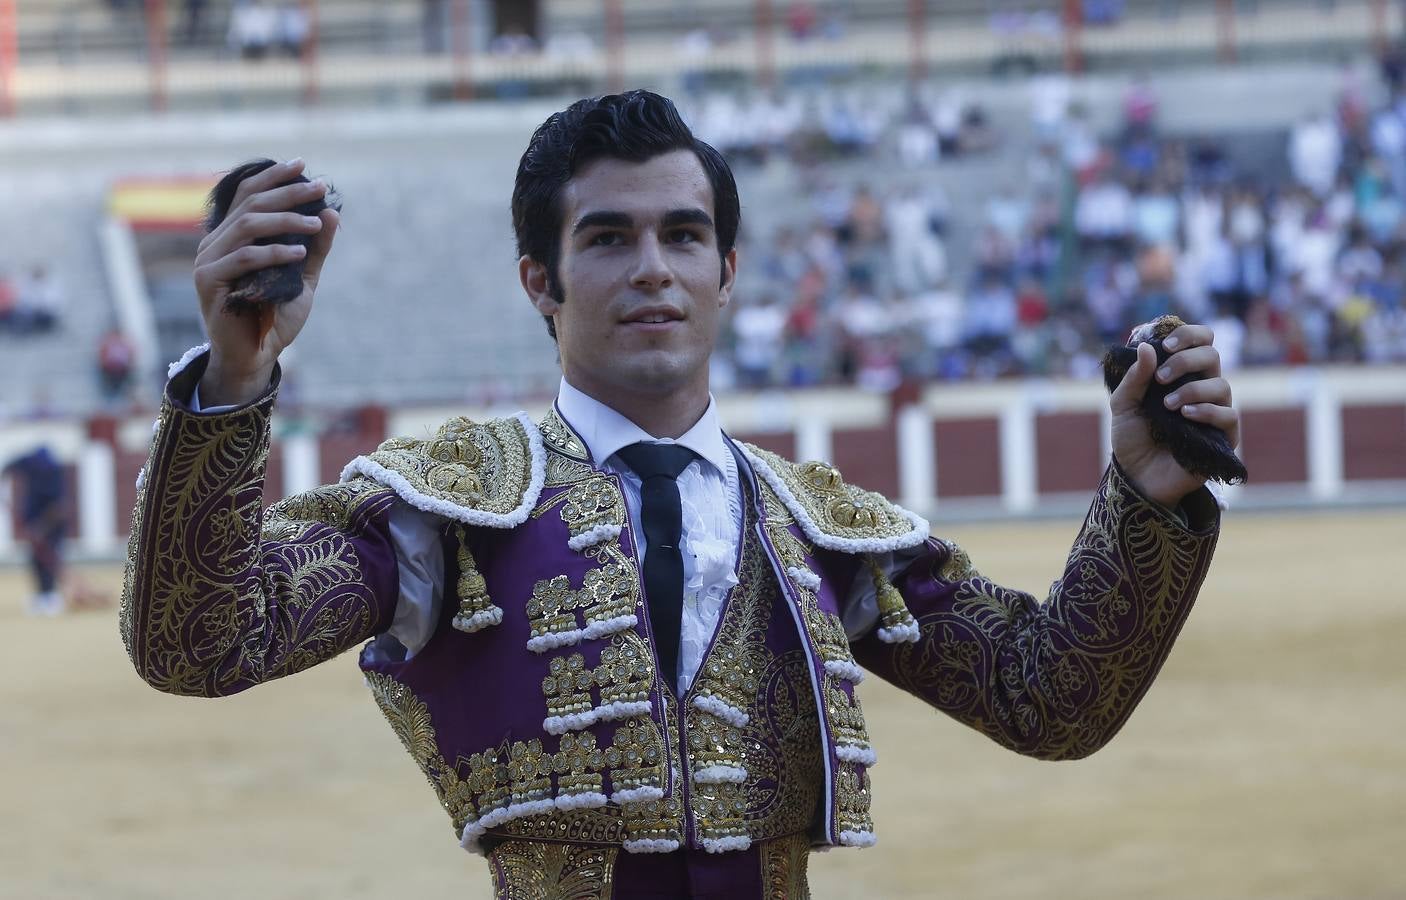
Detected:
left=122, top=351, right=1221, bottom=858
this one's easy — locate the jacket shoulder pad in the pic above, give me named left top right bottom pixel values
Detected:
left=339, top=412, right=545, bottom=528
left=738, top=442, right=929, bottom=554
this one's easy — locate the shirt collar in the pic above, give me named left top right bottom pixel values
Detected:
left=555, top=377, right=731, bottom=478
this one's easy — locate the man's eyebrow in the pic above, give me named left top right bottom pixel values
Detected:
left=662, top=208, right=715, bottom=230
left=571, top=211, right=633, bottom=235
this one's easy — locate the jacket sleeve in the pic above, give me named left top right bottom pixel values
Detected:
left=120, top=352, right=402, bottom=698
left=851, top=460, right=1220, bottom=760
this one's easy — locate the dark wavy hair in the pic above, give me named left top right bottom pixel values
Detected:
left=512, top=90, right=741, bottom=339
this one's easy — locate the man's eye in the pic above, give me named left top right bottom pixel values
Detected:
left=591, top=232, right=623, bottom=247
left=667, top=230, right=698, bottom=244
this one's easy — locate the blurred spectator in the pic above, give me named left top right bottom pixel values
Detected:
left=1290, top=112, right=1343, bottom=196
left=2, top=446, right=69, bottom=616
left=182, top=0, right=208, bottom=44
left=489, top=26, right=538, bottom=56
left=10, top=264, right=61, bottom=334
left=422, top=0, right=448, bottom=54
left=886, top=185, right=948, bottom=294
left=277, top=2, right=310, bottom=57
left=229, top=0, right=278, bottom=60
left=0, top=270, right=17, bottom=329
left=787, top=1, right=819, bottom=41
left=731, top=295, right=788, bottom=388
left=97, top=327, right=136, bottom=403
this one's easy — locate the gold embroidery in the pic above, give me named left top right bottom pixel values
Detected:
left=489, top=841, right=617, bottom=900
left=760, top=832, right=812, bottom=900
left=874, top=463, right=1218, bottom=761
left=122, top=396, right=397, bottom=697
left=835, top=762, right=874, bottom=834
left=364, top=671, right=477, bottom=833
left=744, top=444, right=918, bottom=545
left=526, top=543, right=639, bottom=645
left=364, top=416, right=532, bottom=517
left=762, top=491, right=857, bottom=670
left=543, top=653, right=593, bottom=721
left=685, top=502, right=825, bottom=847
left=538, top=408, right=589, bottom=461
left=825, top=679, right=872, bottom=751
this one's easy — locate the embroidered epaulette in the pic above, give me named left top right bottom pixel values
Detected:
left=737, top=443, right=929, bottom=554
left=340, top=412, right=546, bottom=529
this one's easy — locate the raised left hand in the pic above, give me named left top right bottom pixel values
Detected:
left=1110, top=322, right=1241, bottom=509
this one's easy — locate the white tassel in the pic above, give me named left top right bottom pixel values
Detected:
left=609, top=785, right=664, bottom=804
left=839, top=829, right=877, bottom=848
left=452, top=607, right=503, bottom=633
left=700, top=835, right=752, bottom=853
left=542, top=700, right=651, bottom=736
left=786, top=565, right=822, bottom=591
left=823, top=659, right=866, bottom=684
left=623, top=838, right=681, bottom=854
left=582, top=614, right=638, bottom=640
left=134, top=466, right=146, bottom=492
left=691, top=694, right=750, bottom=727
left=693, top=765, right=748, bottom=785
left=877, top=621, right=921, bottom=644
left=836, top=742, right=877, bottom=766
left=526, top=629, right=585, bottom=654
left=567, top=523, right=622, bottom=551
left=553, top=791, right=609, bottom=811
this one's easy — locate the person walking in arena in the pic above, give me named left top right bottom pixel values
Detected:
left=4, top=445, right=70, bottom=616
left=123, top=90, right=1240, bottom=898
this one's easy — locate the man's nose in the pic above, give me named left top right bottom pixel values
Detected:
left=630, top=234, right=673, bottom=290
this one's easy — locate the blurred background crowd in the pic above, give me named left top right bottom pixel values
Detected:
left=709, top=57, right=1406, bottom=392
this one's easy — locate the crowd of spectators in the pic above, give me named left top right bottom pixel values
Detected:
left=714, top=63, right=1406, bottom=392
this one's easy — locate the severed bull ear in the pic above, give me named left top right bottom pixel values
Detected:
left=1101, top=315, right=1247, bottom=485
left=204, top=158, right=343, bottom=319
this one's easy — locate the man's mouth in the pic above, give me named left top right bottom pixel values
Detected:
left=623, top=306, right=685, bottom=326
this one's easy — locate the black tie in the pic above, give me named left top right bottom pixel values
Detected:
left=615, top=441, right=697, bottom=695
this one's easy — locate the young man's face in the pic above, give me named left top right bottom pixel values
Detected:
left=522, top=149, right=736, bottom=413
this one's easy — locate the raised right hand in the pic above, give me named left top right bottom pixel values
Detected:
left=193, top=158, right=339, bottom=407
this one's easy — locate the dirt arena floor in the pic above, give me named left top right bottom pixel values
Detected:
left=3, top=508, right=1403, bottom=900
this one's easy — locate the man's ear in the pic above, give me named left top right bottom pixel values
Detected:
left=718, top=248, right=738, bottom=310
left=519, top=256, right=560, bottom=315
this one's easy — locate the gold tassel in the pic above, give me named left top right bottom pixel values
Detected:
left=867, top=556, right=920, bottom=644
left=451, top=525, right=503, bottom=633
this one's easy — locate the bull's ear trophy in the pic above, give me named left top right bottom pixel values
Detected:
left=204, top=158, right=343, bottom=345
left=1101, top=315, right=1247, bottom=486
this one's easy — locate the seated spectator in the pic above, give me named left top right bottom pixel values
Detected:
left=14, top=265, right=61, bottom=334
left=97, top=327, right=136, bottom=402
left=730, top=295, right=788, bottom=389
left=0, top=271, right=16, bottom=330
left=229, top=0, right=278, bottom=60
left=277, top=1, right=310, bottom=57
